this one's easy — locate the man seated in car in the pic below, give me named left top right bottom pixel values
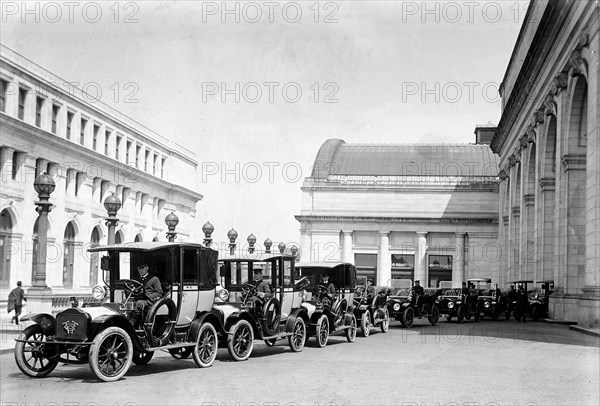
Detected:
left=320, top=273, right=336, bottom=308
left=252, top=267, right=272, bottom=302
left=132, top=263, right=163, bottom=327
left=411, top=280, right=424, bottom=308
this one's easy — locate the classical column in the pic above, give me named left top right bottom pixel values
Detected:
left=300, top=229, right=311, bottom=262
left=0, top=146, right=14, bottom=182
left=342, top=230, right=353, bottom=263
left=415, top=232, right=428, bottom=285
left=454, top=233, right=466, bottom=285
left=377, top=232, right=391, bottom=286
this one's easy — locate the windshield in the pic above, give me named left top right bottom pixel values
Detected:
left=442, top=288, right=462, bottom=297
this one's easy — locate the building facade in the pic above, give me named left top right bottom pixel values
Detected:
left=296, top=134, right=499, bottom=288
left=0, top=45, right=202, bottom=314
left=491, top=1, right=599, bottom=328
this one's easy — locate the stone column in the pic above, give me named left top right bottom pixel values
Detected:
left=342, top=230, right=353, bottom=263
left=0, top=146, right=14, bottom=182
left=299, top=229, right=311, bottom=262
left=377, top=232, right=390, bottom=286
left=415, top=232, right=428, bottom=285
left=454, top=233, right=466, bottom=285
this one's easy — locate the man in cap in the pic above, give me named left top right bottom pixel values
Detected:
left=132, top=263, right=163, bottom=328
left=8, top=281, right=26, bottom=325
left=252, top=267, right=272, bottom=300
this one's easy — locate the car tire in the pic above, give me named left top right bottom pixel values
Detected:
left=288, top=317, right=306, bottom=352
left=169, top=347, right=193, bottom=359
left=428, top=306, right=440, bottom=326
left=380, top=308, right=390, bottom=333
left=456, top=306, right=464, bottom=323
left=132, top=351, right=154, bottom=365
left=89, top=326, right=133, bottom=382
left=346, top=314, right=357, bottom=343
left=227, top=320, right=254, bottom=362
left=14, top=324, right=59, bottom=378
left=192, top=323, right=218, bottom=368
left=360, top=310, right=371, bottom=337
left=315, top=315, right=329, bottom=348
left=402, top=307, right=414, bottom=328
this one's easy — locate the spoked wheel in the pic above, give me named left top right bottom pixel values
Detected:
left=428, top=306, right=440, bottom=326
left=315, top=315, right=329, bottom=348
left=345, top=314, right=357, bottom=343
left=132, top=351, right=154, bottom=365
left=264, top=338, right=278, bottom=347
left=89, top=327, right=133, bottom=382
left=192, top=323, right=218, bottom=368
left=288, top=317, right=306, bottom=352
left=227, top=320, right=254, bottom=361
left=169, top=347, right=193, bottom=360
left=380, top=308, right=390, bottom=333
left=456, top=306, right=465, bottom=323
left=14, top=324, right=58, bottom=378
left=402, top=307, right=414, bottom=328
left=360, top=310, right=371, bottom=337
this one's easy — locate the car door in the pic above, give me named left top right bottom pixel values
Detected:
left=175, top=247, right=200, bottom=326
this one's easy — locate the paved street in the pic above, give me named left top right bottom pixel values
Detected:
left=0, top=319, right=598, bottom=406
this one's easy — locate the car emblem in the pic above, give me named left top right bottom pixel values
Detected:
left=63, top=320, right=79, bottom=337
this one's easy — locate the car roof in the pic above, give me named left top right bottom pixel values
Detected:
left=509, top=280, right=534, bottom=284
left=219, top=253, right=297, bottom=262
left=295, top=262, right=352, bottom=268
left=88, top=242, right=211, bottom=252
left=467, top=278, right=492, bottom=282
left=536, top=279, right=554, bottom=284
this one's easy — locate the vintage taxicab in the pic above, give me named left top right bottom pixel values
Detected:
left=436, top=281, right=480, bottom=323
left=295, top=262, right=358, bottom=347
left=212, top=253, right=307, bottom=361
left=15, top=242, right=222, bottom=382
left=352, top=276, right=390, bottom=337
left=386, top=279, right=441, bottom=328
left=529, top=280, right=553, bottom=321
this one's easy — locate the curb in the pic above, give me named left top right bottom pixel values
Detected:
left=0, top=347, right=14, bottom=355
left=569, top=325, right=600, bottom=338
left=542, top=318, right=577, bottom=325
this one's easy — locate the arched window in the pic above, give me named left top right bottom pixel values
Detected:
left=63, top=222, right=76, bottom=288
left=135, top=234, right=143, bottom=242
left=0, top=209, right=13, bottom=288
left=115, top=231, right=123, bottom=244
left=89, top=227, right=101, bottom=286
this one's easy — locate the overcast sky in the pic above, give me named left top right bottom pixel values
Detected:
left=1, top=0, right=526, bottom=247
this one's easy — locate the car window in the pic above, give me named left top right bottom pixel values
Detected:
left=182, top=248, right=198, bottom=284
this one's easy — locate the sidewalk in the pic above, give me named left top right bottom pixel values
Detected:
left=0, top=313, right=32, bottom=354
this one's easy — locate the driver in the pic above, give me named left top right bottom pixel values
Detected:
left=411, top=280, right=424, bottom=308
left=321, top=274, right=336, bottom=306
left=252, top=268, right=271, bottom=300
left=132, top=263, right=163, bottom=327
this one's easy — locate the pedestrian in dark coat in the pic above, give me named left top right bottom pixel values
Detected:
left=8, top=281, right=26, bottom=325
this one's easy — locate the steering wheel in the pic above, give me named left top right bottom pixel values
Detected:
left=119, top=279, right=144, bottom=297
left=241, top=283, right=258, bottom=303
left=314, top=285, right=329, bottom=302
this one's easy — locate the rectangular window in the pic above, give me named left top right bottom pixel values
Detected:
left=80, top=118, right=87, bottom=145
left=161, top=157, right=166, bottom=178
left=66, top=111, right=74, bottom=140
left=135, top=145, right=141, bottom=168
left=18, top=88, right=26, bottom=120
left=35, top=96, right=43, bottom=127
left=144, top=150, right=150, bottom=171
left=51, top=104, right=59, bottom=134
left=0, top=79, right=8, bottom=112
left=354, top=253, right=377, bottom=282
left=428, top=255, right=453, bottom=288
left=126, top=140, right=132, bottom=164
left=115, top=134, right=122, bottom=159
left=105, top=130, right=111, bottom=156
left=93, top=124, right=100, bottom=150
left=391, top=254, right=415, bottom=281
left=153, top=154, right=158, bottom=175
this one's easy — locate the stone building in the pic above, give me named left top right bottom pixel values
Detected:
left=491, top=1, right=599, bottom=327
left=296, top=131, right=499, bottom=288
left=0, top=44, right=202, bottom=314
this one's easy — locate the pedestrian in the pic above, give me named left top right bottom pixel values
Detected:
left=517, top=285, right=528, bottom=323
left=8, top=281, right=27, bottom=325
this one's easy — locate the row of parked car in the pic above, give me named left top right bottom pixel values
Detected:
left=13, top=242, right=553, bottom=382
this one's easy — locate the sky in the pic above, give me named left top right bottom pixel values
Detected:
left=1, top=0, right=527, bottom=247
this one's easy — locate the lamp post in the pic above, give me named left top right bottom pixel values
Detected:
left=247, top=233, right=257, bottom=253
left=32, top=172, right=55, bottom=288
left=264, top=238, right=272, bottom=254
left=278, top=242, right=286, bottom=254
left=227, top=228, right=238, bottom=255
left=165, top=211, right=179, bottom=242
left=202, top=221, right=214, bottom=247
left=103, top=193, right=122, bottom=245
left=291, top=245, right=298, bottom=260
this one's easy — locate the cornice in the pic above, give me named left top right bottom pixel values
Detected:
left=295, top=215, right=498, bottom=225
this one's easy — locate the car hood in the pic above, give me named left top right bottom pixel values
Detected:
left=79, top=306, right=119, bottom=321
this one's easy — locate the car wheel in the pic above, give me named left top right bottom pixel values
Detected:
left=89, top=327, right=133, bottom=382
left=288, top=317, right=306, bottom=352
left=227, top=320, right=254, bottom=361
left=428, top=306, right=440, bottom=326
left=456, top=306, right=464, bottom=323
left=380, top=308, right=390, bottom=333
left=346, top=314, right=357, bottom=343
left=192, top=323, right=218, bottom=368
left=360, top=310, right=371, bottom=337
left=264, top=338, right=278, bottom=346
left=402, top=307, right=414, bottom=328
left=315, top=315, right=329, bottom=348
left=532, top=306, right=540, bottom=322
left=14, top=324, right=58, bottom=378
left=132, top=351, right=154, bottom=365
left=169, top=347, right=193, bottom=359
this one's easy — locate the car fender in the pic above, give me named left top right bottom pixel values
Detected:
left=343, top=312, right=355, bottom=327
left=89, top=314, right=145, bottom=351
left=189, top=310, right=224, bottom=341
left=20, top=313, right=56, bottom=336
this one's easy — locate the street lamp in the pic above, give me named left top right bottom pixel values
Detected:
left=264, top=238, right=272, bottom=254
left=291, top=245, right=298, bottom=260
left=247, top=233, right=257, bottom=253
left=103, top=193, right=122, bottom=245
left=202, top=221, right=214, bottom=247
left=32, top=172, right=55, bottom=288
left=165, top=211, right=179, bottom=242
left=278, top=242, right=286, bottom=254
left=227, top=228, right=238, bottom=255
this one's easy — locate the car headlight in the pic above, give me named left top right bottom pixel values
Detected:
left=448, top=302, right=454, bottom=309
left=92, top=285, right=107, bottom=300
left=218, top=288, right=230, bottom=302
left=393, top=303, right=400, bottom=311
left=302, top=289, right=308, bottom=301
left=534, top=293, right=539, bottom=299
left=484, top=301, right=490, bottom=308
left=407, top=294, right=413, bottom=302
